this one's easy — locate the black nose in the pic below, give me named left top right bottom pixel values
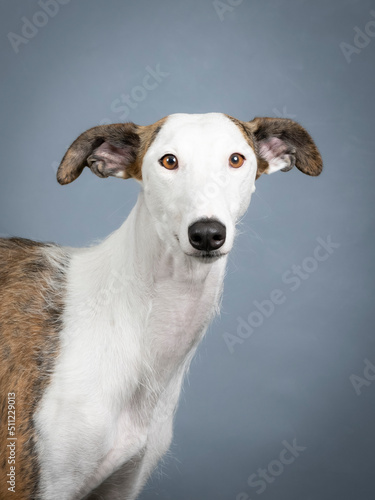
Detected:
left=188, top=220, right=226, bottom=252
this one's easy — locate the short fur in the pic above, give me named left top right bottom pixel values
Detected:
left=0, top=113, right=322, bottom=500
left=0, top=239, right=68, bottom=499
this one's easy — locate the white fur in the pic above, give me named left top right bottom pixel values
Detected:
left=34, top=113, right=258, bottom=499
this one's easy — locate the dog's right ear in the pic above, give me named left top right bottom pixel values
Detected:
left=56, top=123, right=141, bottom=185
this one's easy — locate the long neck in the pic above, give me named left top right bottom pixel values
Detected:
left=68, top=190, right=227, bottom=387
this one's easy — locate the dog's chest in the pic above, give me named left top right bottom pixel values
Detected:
left=36, top=258, right=225, bottom=498
left=93, top=271, right=223, bottom=473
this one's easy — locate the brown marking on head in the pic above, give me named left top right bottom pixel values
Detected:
left=0, top=238, right=67, bottom=499
left=57, top=117, right=167, bottom=185
left=226, top=115, right=269, bottom=179
left=227, top=115, right=322, bottom=179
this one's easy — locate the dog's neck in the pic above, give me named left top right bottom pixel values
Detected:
left=68, top=190, right=227, bottom=388
left=111, top=191, right=227, bottom=373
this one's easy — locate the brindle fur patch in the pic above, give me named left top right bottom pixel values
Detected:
left=227, top=115, right=322, bottom=178
left=0, top=238, right=68, bottom=499
left=57, top=117, right=167, bottom=185
left=248, top=116, right=323, bottom=177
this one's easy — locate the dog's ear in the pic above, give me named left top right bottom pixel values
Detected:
left=247, top=117, right=323, bottom=179
left=57, top=123, right=141, bottom=185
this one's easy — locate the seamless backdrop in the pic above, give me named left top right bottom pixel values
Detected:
left=1, top=1, right=374, bottom=499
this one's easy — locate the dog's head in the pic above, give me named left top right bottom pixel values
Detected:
left=57, top=113, right=322, bottom=261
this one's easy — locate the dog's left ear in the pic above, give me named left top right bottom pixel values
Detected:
left=247, top=117, right=323, bottom=178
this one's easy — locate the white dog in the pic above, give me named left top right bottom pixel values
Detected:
left=0, top=113, right=322, bottom=499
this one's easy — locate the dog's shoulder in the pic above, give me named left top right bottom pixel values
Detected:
left=0, top=237, right=69, bottom=499
left=0, top=236, right=50, bottom=275
left=0, top=236, right=65, bottom=285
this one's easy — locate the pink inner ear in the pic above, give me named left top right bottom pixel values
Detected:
left=93, top=142, right=133, bottom=172
left=259, top=137, right=288, bottom=161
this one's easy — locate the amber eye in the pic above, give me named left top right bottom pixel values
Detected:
left=229, top=153, right=245, bottom=168
left=159, top=154, right=178, bottom=170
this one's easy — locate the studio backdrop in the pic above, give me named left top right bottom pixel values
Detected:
left=1, top=1, right=374, bottom=499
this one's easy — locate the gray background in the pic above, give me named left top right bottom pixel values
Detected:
left=1, top=0, right=374, bottom=499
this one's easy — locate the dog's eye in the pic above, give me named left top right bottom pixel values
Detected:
left=229, top=153, right=245, bottom=168
left=159, top=154, right=178, bottom=170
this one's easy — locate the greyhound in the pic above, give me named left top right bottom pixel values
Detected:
left=0, top=113, right=322, bottom=499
